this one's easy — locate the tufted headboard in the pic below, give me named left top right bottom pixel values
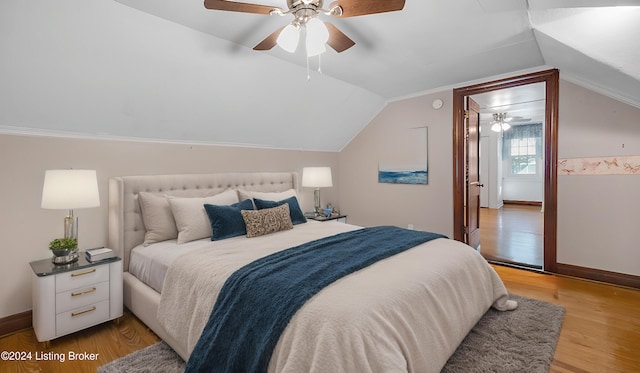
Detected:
left=108, top=172, right=298, bottom=271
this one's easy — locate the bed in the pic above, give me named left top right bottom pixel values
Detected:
left=108, top=172, right=516, bottom=372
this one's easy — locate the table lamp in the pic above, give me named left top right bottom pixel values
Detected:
left=41, top=169, right=100, bottom=263
left=301, top=167, right=333, bottom=215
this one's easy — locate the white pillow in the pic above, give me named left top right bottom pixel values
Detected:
left=168, top=189, right=239, bottom=244
left=237, top=189, right=298, bottom=204
left=138, top=192, right=178, bottom=246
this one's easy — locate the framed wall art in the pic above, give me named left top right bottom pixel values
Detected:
left=378, top=126, right=428, bottom=185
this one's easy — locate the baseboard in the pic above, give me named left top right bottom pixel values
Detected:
left=0, top=310, right=32, bottom=338
left=503, top=200, right=543, bottom=206
left=556, top=263, right=640, bottom=290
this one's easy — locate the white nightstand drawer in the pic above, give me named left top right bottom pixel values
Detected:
left=55, top=265, right=109, bottom=293
left=55, top=281, right=109, bottom=314
left=31, top=256, right=122, bottom=342
left=56, top=300, right=110, bottom=337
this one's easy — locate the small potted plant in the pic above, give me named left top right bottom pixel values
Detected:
left=49, top=237, right=78, bottom=257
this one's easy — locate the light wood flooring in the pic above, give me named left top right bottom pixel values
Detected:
left=1, top=266, right=639, bottom=372
left=0, top=310, right=160, bottom=373
left=480, top=204, right=544, bottom=269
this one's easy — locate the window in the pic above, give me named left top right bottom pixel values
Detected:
left=510, top=137, right=537, bottom=175
left=502, top=123, right=543, bottom=176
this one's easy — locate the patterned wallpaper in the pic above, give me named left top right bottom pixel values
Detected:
left=559, top=155, right=640, bottom=175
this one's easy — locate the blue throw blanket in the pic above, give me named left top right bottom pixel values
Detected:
left=185, top=226, right=446, bottom=373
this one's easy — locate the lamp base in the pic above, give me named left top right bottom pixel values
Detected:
left=52, top=252, right=79, bottom=265
left=313, top=188, right=321, bottom=214
left=64, top=213, right=78, bottom=240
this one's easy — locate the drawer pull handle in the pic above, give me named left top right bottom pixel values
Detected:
left=71, top=306, right=97, bottom=317
left=71, top=268, right=96, bottom=277
left=71, top=287, right=96, bottom=297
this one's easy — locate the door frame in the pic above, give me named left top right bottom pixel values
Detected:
left=452, top=69, right=559, bottom=273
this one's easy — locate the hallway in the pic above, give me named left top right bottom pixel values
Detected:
left=479, top=205, right=543, bottom=269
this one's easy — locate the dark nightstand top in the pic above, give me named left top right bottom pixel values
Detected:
left=309, top=214, right=347, bottom=222
left=30, top=253, right=120, bottom=277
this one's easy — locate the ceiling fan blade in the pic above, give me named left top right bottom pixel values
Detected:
left=253, top=26, right=286, bottom=51
left=204, top=0, right=281, bottom=15
left=325, top=22, right=355, bottom=53
left=329, top=0, right=405, bottom=18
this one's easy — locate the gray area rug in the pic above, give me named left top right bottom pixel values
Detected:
left=99, top=294, right=563, bottom=373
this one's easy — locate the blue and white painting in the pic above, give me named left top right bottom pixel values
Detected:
left=378, top=166, right=428, bottom=184
left=378, top=127, right=428, bottom=185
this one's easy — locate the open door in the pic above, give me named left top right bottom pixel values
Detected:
left=465, top=97, right=482, bottom=249
left=452, top=69, right=559, bottom=273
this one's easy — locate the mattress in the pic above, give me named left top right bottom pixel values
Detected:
left=129, top=239, right=211, bottom=293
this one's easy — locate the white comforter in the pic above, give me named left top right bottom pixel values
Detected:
left=157, top=221, right=516, bottom=373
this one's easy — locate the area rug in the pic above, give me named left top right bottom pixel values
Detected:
left=99, top=294, right=564, bottom=373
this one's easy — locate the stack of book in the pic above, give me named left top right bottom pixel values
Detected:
left=85, top=247, right=114, bottom=262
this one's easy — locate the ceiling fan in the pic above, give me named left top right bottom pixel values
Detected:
left=490, top=112, right=532, bottom=132
left=203, top=0, right=406, bottom=55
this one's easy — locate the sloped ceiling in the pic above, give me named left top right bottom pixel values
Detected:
left=1, top=0, right=638, bottom=151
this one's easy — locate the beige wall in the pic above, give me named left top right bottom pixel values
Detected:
left=0, top=134, right=339, bottom=318
left=338, top=92, right=454, bottom=237
left=557, top=81, right=640, bottom=276
left=339, top=80, right=640, bottom=278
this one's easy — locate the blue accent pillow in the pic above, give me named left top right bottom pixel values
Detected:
left=204, top=199, right=255, bottom=241
left=253, top=196, right=307, bottom=225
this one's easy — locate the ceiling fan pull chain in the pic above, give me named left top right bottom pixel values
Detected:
left=317, top=54, right=322, bottom=74
left=307, top=55, right=311, bottom=81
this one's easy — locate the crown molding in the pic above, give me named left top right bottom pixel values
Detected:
left=0, top=126, right=339, bottom=153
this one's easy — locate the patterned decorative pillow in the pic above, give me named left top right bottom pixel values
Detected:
left=241, top=203, right=294, bottom=238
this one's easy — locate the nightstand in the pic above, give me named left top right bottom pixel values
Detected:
left=309, top=214, right=347, bottom=223
left=30, top=254, right=123, bottom=344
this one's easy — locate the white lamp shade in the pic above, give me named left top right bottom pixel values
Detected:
left=277, top=24, right=300, bottom=53
left=491, top=123, right=502, bottom=132
left=302, top=167, right=333, bottom=188
left=41, top=170, right=100, bottom=209
left=305, top=18, right=329, bottom=57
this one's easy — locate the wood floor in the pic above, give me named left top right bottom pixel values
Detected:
left=1, top=266, right=639, bottom=372
left=0, top=311, right=160, bottom=373
left=480, top=204, right=544, bottom=269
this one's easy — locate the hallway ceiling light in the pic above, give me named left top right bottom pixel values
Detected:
left=491, top=113, right=511, bottom=132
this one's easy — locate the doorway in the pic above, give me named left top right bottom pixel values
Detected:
left=452, top=69, right=559, bottom=273
left=472, top=83, right=545, bottom=269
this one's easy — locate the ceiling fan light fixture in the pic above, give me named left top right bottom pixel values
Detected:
left=306, top=39, right=327, bottom=57
left=277, top=24, right=300, bottom=53
left=305, top=18, right=329, bottom=57
left=205, top=0, right=408, bottom=58
left=491, top=112, right=511, bottom=132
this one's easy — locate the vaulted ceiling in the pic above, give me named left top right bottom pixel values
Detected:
left=1, top=0, right=639, bottom=151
